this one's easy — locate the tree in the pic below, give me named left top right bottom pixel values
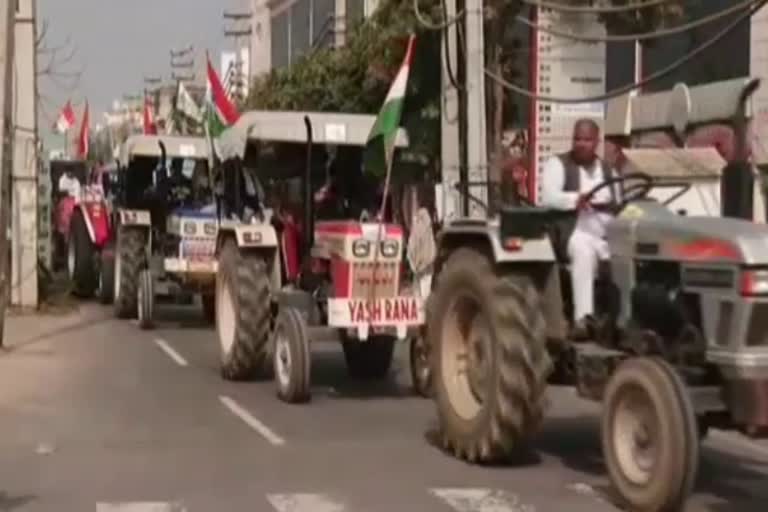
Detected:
left=36, top=19, right=84, bottom=131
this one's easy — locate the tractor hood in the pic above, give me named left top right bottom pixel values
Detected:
left=609, top=201, right=768, bottom=265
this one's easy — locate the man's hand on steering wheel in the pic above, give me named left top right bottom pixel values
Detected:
left=579, top=172, right=654, bottom=214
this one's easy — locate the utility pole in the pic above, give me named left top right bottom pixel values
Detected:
left=0, top=0, right=15, bottom=344
left=223, top=10, right=252, bottom=104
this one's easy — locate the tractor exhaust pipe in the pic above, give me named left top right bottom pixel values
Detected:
left=721, top=78, right=760, bottom=220
left=303, top=115, right=314, bottom=258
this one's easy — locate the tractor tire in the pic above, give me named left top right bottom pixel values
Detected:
left=113, top=227, right=146, bottom=319
left=69, top=210, right=98, bottom=298
left=137, top=268, right=155, bottom=330
left=273, top=307, right=312, bottom=403
left=602, top=357, right=699, bottom=512
left=202, top=293, right=216, bottom=324
left=341, top=335, right=396, bottom=380
left=430, top=247, right=552, bottom=463
left=98, top=249, right=115, bottom=304
left=216, top=240, right=272, bottom=381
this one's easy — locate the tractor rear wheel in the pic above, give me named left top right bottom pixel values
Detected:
left=113, top=228, right=145, bottom=318
left=137, top=269, right=155, bottom=330
left=216, top=240, right=272, bottom=380
left=430, top=248, right=552, bottom=462
left=602, top=357, right=699, bottom=512
left=98, top=248, right=115, bottom=304
left=69, top=210, right=98, bottom=297
left=341, top=335, right=395, bottom=380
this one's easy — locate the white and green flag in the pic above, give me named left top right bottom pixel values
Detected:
left=364, top=34, right=416, bottom=177
left=176, top=80, right=202, bottom=123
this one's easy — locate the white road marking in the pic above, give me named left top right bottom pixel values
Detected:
left=267, top=493, right=347, bottom=512
left=96, top=503, right=185, bottom=512
left=219, top=395, right=286, bottom=446
left=153, top=338, right=189, bottom=367
left=431, top=488, right=536, bottom=512
left=710, top=430, right=768, bottom=460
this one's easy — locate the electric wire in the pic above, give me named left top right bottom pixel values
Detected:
left=484, top=0, right=767, bottom=103
left=520, top=0, right=682, bottom=14
left=412, top=0, right=466, bottom=30
left=516, top=0, right=759, bottom=44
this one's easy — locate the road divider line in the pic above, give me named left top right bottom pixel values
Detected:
left=219, top=395, right=286, bottom=446
left=430, top=488, right=536, bottom=512
left=153, top=338, right=189, bottom=367
left=266, top=493, right=347, bottom=512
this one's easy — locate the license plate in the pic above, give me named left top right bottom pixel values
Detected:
left=328, top=296, right=424, bottom=327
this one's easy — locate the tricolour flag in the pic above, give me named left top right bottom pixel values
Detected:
left=77, top=101, right=90, bottom=159
left=363, top=35, right=416, bottom=177
left=205, top=54, right=240, bottom=140
left=54, top=100, right=76, bottom=134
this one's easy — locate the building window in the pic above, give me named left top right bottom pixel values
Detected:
left=291, top=0, right=311, bottom=61
left=271, top=12, right=290, bottom=69
left=641, top=0, right=749, bottom=92
left=312, top=0, right=335, bottom=49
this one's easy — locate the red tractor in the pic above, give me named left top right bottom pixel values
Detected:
left=213, top=111, right=427, bottom=402
left=51, top=159, right=115, bottom=300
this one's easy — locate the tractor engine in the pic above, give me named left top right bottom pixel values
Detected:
left=314, top=220, right=424, bottom=341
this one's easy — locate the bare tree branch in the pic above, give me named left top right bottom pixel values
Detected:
left=36, top=18, right=83, bottom=94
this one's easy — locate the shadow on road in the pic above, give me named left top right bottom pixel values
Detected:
left=0, top=492, right=35, bottom=511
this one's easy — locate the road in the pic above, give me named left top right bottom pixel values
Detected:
left=1, top=303, right=766, bottom=512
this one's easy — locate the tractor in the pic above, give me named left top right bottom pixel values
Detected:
left=212, top=110, right=426, bottom=402
left=427, top=76, right=768, bottom=512
left=112, top=134, right=217, bottom=327
left=50, top=158, right=114, bottom=300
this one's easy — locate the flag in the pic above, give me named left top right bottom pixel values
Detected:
left=77, top=102, right=90, bottom=159
left=54, top=100, right=76, bottom=134
left=143, top=94, right=157, bottom=135
left=176, top=80, right=202, bottom=123
left=205, top=53, right=240, bottom=140
left=363, top=35, right=416, bottom=177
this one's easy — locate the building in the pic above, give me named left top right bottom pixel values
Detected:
left=250, top=0, right=381, bottom=73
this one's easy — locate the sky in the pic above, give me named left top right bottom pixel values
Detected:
left=37, top=0, right=248, bottom=146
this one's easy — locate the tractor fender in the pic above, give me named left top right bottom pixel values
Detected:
left=436, top=221, right=556, bottom=269
left=217, top=224, right=281, bottom=292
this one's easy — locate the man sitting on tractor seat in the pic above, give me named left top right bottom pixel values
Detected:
left=539, top=118, right=619, bottom=339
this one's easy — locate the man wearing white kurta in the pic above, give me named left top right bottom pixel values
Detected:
left=540, top=119, right=617, bottom=337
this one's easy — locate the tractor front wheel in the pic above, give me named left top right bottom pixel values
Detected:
left=602, top=357, right=699, bottom=512
left=113, top=228, right=146, bottom=318
left=216, top=240, right=272, bottom=380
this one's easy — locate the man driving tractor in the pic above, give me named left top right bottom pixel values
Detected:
left=539, top=118, right=620, bottom=339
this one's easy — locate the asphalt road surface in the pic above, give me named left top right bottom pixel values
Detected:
left=1, top=303, right=767, bottom=512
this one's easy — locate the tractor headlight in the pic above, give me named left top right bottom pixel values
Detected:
left=183, top=222, right=197, bottom=235
left=352, top=239, right=370, bottom=258
left=380, top=239, right=399, bottom=258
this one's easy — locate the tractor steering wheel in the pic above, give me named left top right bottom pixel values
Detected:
left=579, top=172, right=654, bottom=214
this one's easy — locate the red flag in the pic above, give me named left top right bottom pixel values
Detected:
left=77, top=102, right=90, bottom=159
left=143, top=95, right=157, bottom=135
left=54, top=100, right=76, bottom=133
